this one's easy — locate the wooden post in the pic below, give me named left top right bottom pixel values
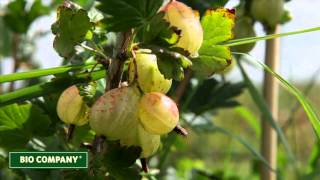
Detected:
left=261, top=25, right=281, bottom=180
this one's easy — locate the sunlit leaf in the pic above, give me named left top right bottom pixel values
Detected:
left=192, top=8, right=235, bottom=77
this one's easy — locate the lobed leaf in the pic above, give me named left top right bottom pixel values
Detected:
left=192, top=8, right=235, bottom=77
left=52, top=4, right=92, bottom=57
left=183, top=78, right=245, bottom=115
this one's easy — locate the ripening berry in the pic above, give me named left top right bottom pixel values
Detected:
left=250, top=0, right=284, bottom=28
left=120, top=124, right=160, bottom=158
left=139, top=92, right=179, bottom=135
left=129, top=51, right=172, bottom=93
left=231, top=16, right=256, bottom=53
left=89, top=86, right=141, bottom=140
left=57, top=85, right=89, bottom=126
left=162, top=0, right=203, bottom=56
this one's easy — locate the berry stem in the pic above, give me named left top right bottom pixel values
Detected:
left=140, top=158, right=149, bottom=173
left=66, top=124, right=76, bottom=141
left=92, top=135, right=106, bottom=153
left=131, top=49, right=139, bottom=82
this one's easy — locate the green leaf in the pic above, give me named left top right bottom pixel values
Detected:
left=138, top=12, right=180, bottom=46
left=71, top=124, right=95, bottom=147
left=76, top=82, right=97, bottom=106
left=192, top=8, right=235, bottom=77
left=183, top=78, right=245, bottom=115
left=97, top=0, right=164, bottom=32
left=104, top=141, right=141, bottom=168
left=143, top=46, right=191, bottom=81
left=0, top=103, right=51, bottom=149
left=52, top=5, right=92, bottom=57
left=99, top=141, right=141, bottom=180
left=3, top=0, right=49, bottom=33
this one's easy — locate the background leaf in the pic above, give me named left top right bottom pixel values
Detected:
left=181, top=78, right=245, bottom=115
left=0, top=103, right=52, bottom=150
left=3, top=0, right=49, bottom=34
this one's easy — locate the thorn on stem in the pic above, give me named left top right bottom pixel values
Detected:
left=173, top=125, right=188, bottom=137
left=140, top=158, right=149, bottom=173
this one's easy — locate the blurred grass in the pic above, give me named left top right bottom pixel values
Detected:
left=167, top=83, right=320, bottom=179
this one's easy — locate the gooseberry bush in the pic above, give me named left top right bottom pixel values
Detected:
left=1, top=0, right=319, bottom=179
left=0, top=0, right=239, bottom=178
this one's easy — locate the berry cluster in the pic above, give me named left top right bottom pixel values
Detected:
left=56, top=0, right=203, bottom=159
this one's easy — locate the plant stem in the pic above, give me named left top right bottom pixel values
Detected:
left=0, top=69, right=106, bottom=106
left=140, top=158, right=148, bottom=173
left=67, top=124, right=76, bottom=141
left=260, top=25, right=280, bottom=180
left=106, top=30, right=134, bottom=91
left=92, top=30, right=134, bottom=154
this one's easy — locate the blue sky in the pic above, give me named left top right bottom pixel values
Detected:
left=1, top=0, right=320, bottom=84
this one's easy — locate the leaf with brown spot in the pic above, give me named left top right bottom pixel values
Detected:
left=192, top=8, right=235, bottom=77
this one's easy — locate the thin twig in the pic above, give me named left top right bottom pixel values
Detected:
left=131, top=49, right=139, bottom=82
left=80, top=43, right=110, bottom=60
